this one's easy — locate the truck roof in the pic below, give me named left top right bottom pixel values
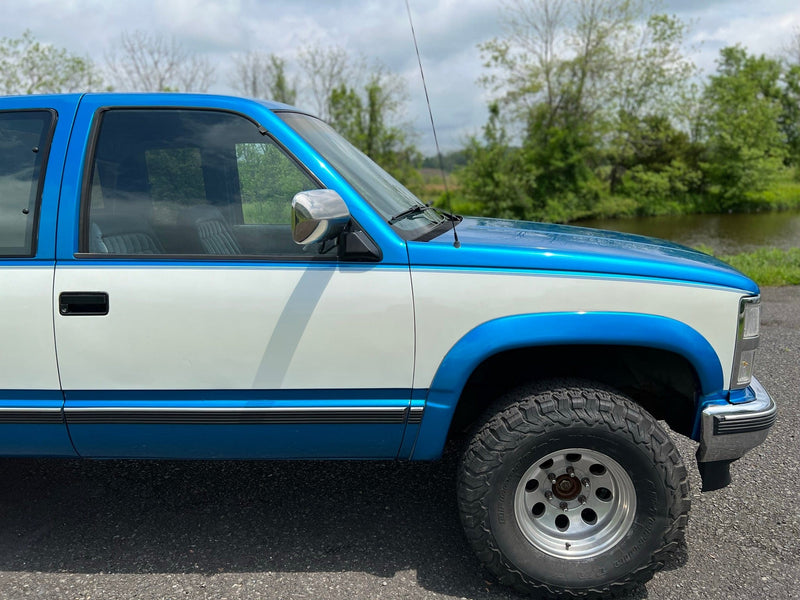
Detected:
left=0, top=92, right=311, bottom=116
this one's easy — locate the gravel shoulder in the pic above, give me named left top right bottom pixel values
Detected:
left=0, top=287, right=797, bottom=600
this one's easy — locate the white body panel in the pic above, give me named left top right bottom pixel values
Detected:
left=411, top=269, right=743, bottom=388
left=0, top=266, right=60, bottom=389
left=54, top=265, right=414, bottom=390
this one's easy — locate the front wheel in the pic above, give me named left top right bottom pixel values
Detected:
left=458, top=380, right=690, bottom=598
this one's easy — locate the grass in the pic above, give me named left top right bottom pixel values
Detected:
left=747, top=170, right=800, bottom=211
left=698, top=246, right=800, bottom=287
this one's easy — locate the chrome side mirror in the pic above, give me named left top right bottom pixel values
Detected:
left=291, top=189, right=350, bottom=245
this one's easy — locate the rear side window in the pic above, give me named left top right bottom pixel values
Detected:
left=0, top=110, right=54, bottom=256
left=81, top=108, right=319, bottom=258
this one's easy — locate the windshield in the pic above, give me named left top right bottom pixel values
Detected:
left=277, top=112, right=446, bottom=241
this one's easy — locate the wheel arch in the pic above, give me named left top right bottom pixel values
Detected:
left=411, top=311, right=724, bottom=460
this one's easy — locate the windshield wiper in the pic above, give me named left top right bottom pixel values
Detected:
left=388, top=202, right=436, bottom=224
left=389, top=202, right=463, bottom=248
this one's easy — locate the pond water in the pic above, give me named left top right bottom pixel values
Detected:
left=576, top=211, right=800, bottom=254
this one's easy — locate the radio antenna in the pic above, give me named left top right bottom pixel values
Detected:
left=405, top=0, right=451, bottom=211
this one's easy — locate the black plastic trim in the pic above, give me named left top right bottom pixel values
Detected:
left=338, top=222, right=383, bottom=262
left=407, top=407, right=424, bottom=425
left=713, top=412, right=777, bottom=435
left=697, top=458, right=733, bottom=492
left=65, top=407, right=422, bottom=425
left=73, top=252, right=341, bottom=263
left=0, top=409, right=64, bottom=424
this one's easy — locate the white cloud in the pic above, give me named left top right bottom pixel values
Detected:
left=692, top=9, right=800, bottom=68
left=154, top=0, right=246, bottom=50
left=1, top=0, right=799, bottom=153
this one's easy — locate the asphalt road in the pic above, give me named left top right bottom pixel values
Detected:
left=0, top=287, right=797, bottom=600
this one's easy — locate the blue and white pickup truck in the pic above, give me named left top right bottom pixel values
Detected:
left=0, top=93, right=776, bottom=598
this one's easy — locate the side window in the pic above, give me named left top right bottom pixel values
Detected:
left=0, top=110, right=54, bottom=256
left=82, top=109, right=319, bottom=258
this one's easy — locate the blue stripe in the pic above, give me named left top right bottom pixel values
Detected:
left=0, top=260, right=55, bottom=267
left=65, top=388, right=423, bottom=402
left=0, top=390, right=63, bottom=404
left=66, top=400, right=410, bottom=410
left=410, top=264, right=752, bottom=293
left=407, top=218, right=759, bottom=294
left=56, top=260, right=409, bottom=269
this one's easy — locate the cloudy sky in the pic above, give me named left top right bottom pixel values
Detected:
left=3, top=0, right=800, bottom=154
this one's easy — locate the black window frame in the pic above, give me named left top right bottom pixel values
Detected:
left=0, top=108, right=57, bottom=258
left=76, top=106, right=350, bottom=263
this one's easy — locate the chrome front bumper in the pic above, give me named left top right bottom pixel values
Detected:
left=697, top=377, right=777, bottom=463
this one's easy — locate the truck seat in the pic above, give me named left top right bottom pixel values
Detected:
left=181, top=205, right=242, bottom=255
left=89, top=212, right=165, bottom=255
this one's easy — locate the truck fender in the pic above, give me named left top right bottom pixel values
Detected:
left=411, top=311, right=723, bottom=459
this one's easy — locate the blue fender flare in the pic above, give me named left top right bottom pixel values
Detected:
left=411, top=312, right=724, bottom=459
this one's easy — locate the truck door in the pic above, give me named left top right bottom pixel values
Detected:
left=53, top=96, right=416, bottom=459
left=0, top=96, right=78, bottom=456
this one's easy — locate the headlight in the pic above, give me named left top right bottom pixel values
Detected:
left=732, top=296, right=760, bottom=388
left=741, top=298, right=760, bottom=339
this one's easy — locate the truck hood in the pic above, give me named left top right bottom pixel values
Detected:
left=406, top=217, right=758, bottom=293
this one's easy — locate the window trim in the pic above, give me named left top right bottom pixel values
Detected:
left=0, top=108, right=57, bottom=258
left=77, top=105, right=342, bottom=262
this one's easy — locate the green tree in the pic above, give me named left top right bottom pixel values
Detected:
left=0, top=30, right=103, bottom=94
left=459, top=103, right=536, bottom=219
left=268, top=56, right=297, bottom=106
left=522, top=98, right=598, bottom=213
left=614, top=115, right=704, bottom=215
left=327, top=70, right=420, bottom=186
left=476, top=0, right=695, bottom=220
left=293, top=45, right=420, bottom=186
left=230, top=52, right=297, bottom=104
left=701, top=46, right=787, bottom=209
left=780, top=66, right=800, bottom=168
left=606, top=14, right=696, bottom=194
left=237, top=141, right=315, bottom=223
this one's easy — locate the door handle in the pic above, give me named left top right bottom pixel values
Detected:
left=59, top=292, right=109, bottom=316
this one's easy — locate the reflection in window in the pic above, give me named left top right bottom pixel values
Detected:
left=0, top=110, right=53, bottom=256
left=237, top=142, right=312, bottom=225
left=83, top=109, right=318, bottom=257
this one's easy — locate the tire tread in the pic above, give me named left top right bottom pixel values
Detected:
left=457, top=379, right=690, bottom=599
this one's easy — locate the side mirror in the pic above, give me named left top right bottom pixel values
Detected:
left=291, top=189, right=350, bottom=245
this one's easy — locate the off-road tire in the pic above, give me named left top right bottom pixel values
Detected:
left=457, top=379, right=690, bottom=598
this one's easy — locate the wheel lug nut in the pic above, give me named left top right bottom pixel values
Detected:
left=581, top=478, right=590, bottom=487
left=578, top=495, right=587, bottom=505
left=548, top=473, right=556, bottom=482
left=559, top=501, right=569, bottom=511
left=566, top=466, right=575, bottom=476
left=544, top=491, right=554, bottom=500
